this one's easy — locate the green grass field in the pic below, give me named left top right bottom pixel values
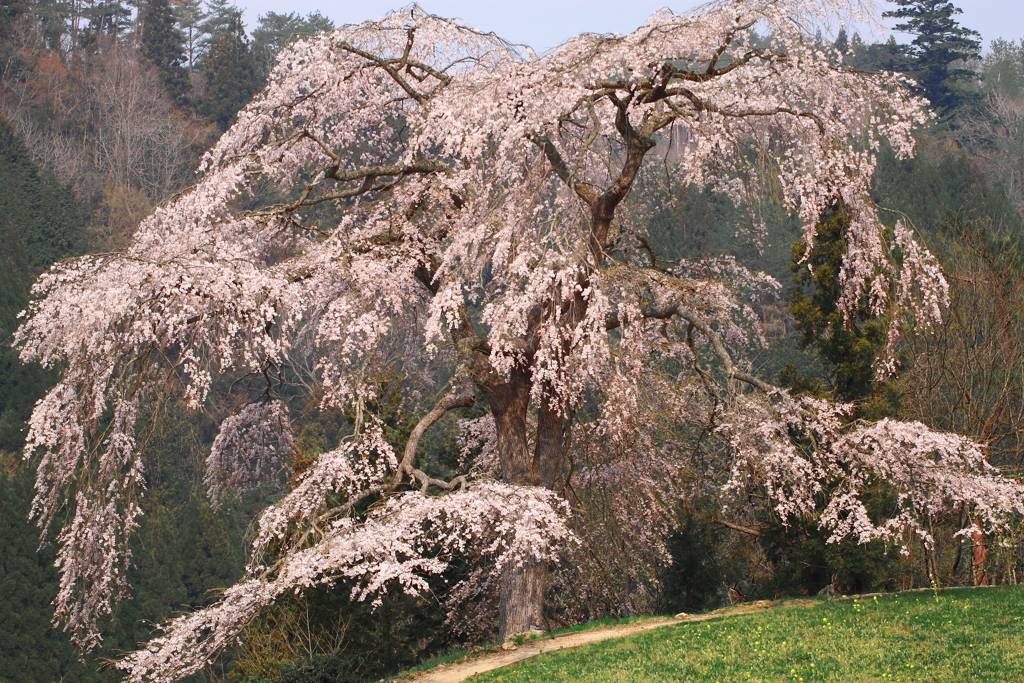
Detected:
left=471, top=587, right=1024, bottom=683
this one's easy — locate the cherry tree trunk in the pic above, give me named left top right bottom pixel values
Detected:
left=486, top=368, right=553, bottom=640
left=497, top=559, right=547, bottom=640
left=970, top=519, right=990, bottom=586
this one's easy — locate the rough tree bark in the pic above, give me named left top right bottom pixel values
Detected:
left=495, top=394, right=574, bottom=640
left=483, top=366, right=548, bottom=640
left=498, top=559, right=547, bottom=640
left=970, top=519, right=990, bottom=586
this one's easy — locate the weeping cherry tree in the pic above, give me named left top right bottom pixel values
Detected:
left=14, top=1, right=1024, bottom=680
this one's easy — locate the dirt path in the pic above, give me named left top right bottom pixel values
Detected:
left=405, top=601, right=781, bottom=683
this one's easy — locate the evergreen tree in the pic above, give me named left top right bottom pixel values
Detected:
left=873, top=146, right=1024, bottom=234
left=786, top=203, right=890, bottom=407
left=833, top=26, right=849, bottom=57
left=79, top=0, right=134, bottom=45
left=251, top=11, right=334, bottom=78
left=840, top=33, right=904, bottom=73
left=765, top=205, right=908, bottom=598
left=199, top=7, right=259, bottom=130
left=0, top=462, right=99, bottom=682
left=112, top=503, right=189, bottom=646
left=198, top=0, right=236, bottom=49
left=0, top=114, right=81, bottom=452
left=883, top=0, right=982, bottom=114
left=140, top=0, right=189, bottom=100
left=981, top=38, right=1024, bottom=99
left=0, top=0, right=28, bottom=39
left=173, top=0, right=208, bottom=81
left=181, top=497, right=244, bottom=605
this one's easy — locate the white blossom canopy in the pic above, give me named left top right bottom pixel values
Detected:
left=14, top=1, right=1024, bottom=680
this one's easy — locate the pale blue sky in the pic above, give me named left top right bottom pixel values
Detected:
left=240, top=1, right=1023, bottom=53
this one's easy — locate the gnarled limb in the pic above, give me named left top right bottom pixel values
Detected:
left=391, top=382, right=476, bottom=491
left=249, top=156, right=449, bottom=220
left=718, top=519, right=761, bottom=537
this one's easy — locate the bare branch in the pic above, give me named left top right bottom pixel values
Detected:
left=719, top=519, right=761, bottom=537
left=675, top=307, right=774, bottom=393
left=529, top=133, right=599, bottom=207
left=248, top=159, right=448, bottom=218
left=334, top=39, right=451, bottom=103
left=664, top=91, right=827, bottom=135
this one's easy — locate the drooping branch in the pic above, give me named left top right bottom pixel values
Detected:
left=602, top=267, right=773, bottom=394
left=675, top=307, right=774, bottom=393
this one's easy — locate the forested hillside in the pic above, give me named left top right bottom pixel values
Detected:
left=1, top=1, right=1023, bottom=682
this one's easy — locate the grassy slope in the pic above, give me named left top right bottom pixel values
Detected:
left=470, top=587, right=1024, bottom=683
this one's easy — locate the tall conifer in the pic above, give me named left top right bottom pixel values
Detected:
left=140, top=0, right=189, bottom=100
left=199, top=7, right=259, bottom=129
left=172, top=0, right=207, bottom=81
left=883, top=0, right=981, bottom=114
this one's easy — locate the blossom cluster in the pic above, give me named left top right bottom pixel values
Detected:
left=720, top=394, right=1024, bottom=547
left=205, top=400, right=294, bottom=506
left=119, top=478, right=572, bottom=682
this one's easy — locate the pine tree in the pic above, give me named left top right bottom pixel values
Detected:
left=197, top=0, right=235, bottom=50
left=833, top=27, right=849, bottom=56
left=883, top=0, right=982, bottom=114
left=172, top=0, right=207, bottom=81
left=198, top=7, right=259, bottom=130
left=251, top=10, right=334, bottom=78
left=79, top=0, right=133, bottom=46
left=140, top=0, right=189, bottom=100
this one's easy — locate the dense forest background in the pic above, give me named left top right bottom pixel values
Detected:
left=1, top=1, right=1023, bottom=681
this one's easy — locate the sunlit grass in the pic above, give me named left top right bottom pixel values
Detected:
left=471, top=587, right=1024, bottom=682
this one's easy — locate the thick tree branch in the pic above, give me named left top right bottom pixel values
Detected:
left=591, top=42, right=766, bottom=102
left=390, top=384, right=476, bottom=491
left=665, top=93, right=827, bottom=135
left=589, top=95, right=655, bottom=256
left=248, top=158, right=448, bottom=219
left=530, top=134, right=599, bottom=207
left=602, top=268, right=773, bottom=394
left=324, top=159, right=449, bottom=185
left=719, top=519, right=761, bottom=537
